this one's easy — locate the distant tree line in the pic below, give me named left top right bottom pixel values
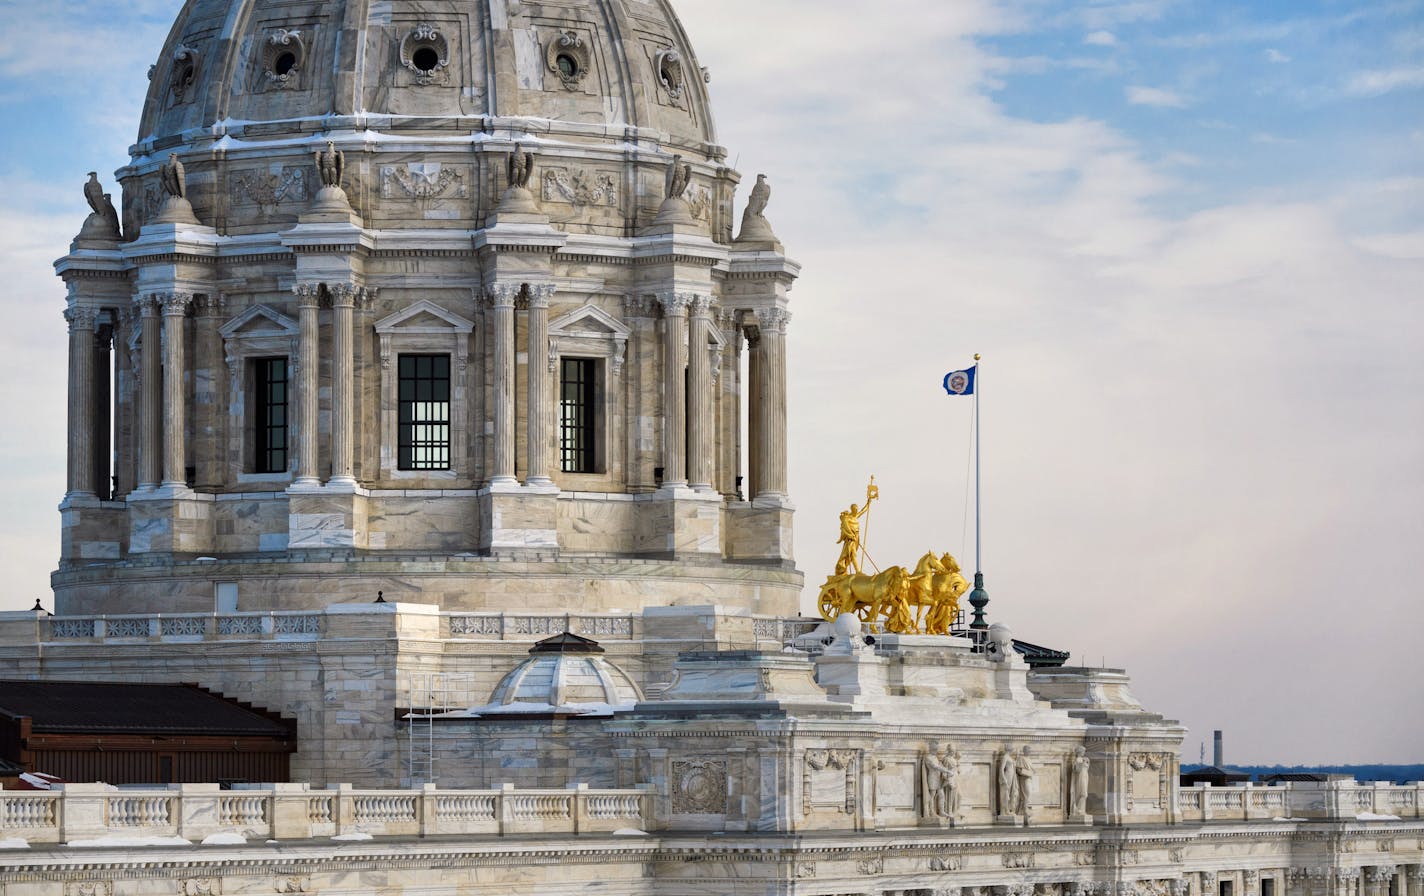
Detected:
left=1182, top=764, right=1424, bottom=784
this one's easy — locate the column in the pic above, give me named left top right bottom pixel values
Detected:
left=293, top=283, right=321, bottom=487
left=113, top=308, right=136, bottom=498
left=759, top=307, right=790, bottom=500
left=1404, top=866, right=1422, bottom=896
left=159, top=292, right=192, bottom=488
left=658, top=293, right=689, bottom=487
left=191, top=294, right=224, bottom=489
left=525, top=283, right=555, bottom=486
left=136, top=296, right=163, bottom=489
left=686, top=295, right=713, bottom=491
left=328, top=283, right=358, bottom=487
left=745, top=324, right=761, bottom=498
left=717, top=308, right=742, bottom=498
left=489, top=283, right=518, bottom=486
left=64, top=305, right=99, bottom=499
left=92, top=322, right=112, bottom=500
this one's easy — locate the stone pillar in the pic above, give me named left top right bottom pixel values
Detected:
left=328, top=284, right=358, bottom=487
left=658, top=292, right=689, bottom=488
left=92, top=322, right=112, bottom=501
left=159, top=292, right=192, bottom=489
left=686, top=295, right=714, bottom=491
left=489, top=283, right=519, bottom=486
left=136, top=296, right=162, bottom=489
left=717, top=308, right=742, bottom=499
left=525, top=283, right=555, bottom=487
left=1403, top=866, right=1422, bottom=896
left=745, top=324, right=761, bottom=498
left=112, top=308, right=136, bottom=498
left=621, top=295, right=657, bottom=492
left=64, top=305, right=99, bottom=499
left=293, top=283, right=321, bottom=487
left=755, top=307, right=789, bottom=500
left=192, top=294, right=224, bottom=489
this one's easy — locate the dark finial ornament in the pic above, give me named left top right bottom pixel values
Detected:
left=968, top=571, right=989, bottom=630
left=375, top=590, right=386, bottom=603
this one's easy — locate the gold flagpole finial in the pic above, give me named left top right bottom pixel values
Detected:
left=974, top=353, right=981, bottom=361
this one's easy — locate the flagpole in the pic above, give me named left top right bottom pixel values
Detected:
left=968, top=352, right=989, bottom=633
left=974, top=353, right=981, bottom=574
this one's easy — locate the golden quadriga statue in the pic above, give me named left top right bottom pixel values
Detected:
left=818, top=478, right=970, bottom=635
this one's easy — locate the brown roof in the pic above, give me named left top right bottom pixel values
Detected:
left=0, top=681, right=294, bottom=738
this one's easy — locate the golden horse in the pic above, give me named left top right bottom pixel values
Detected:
left=904, top=551, right=971, bottom=635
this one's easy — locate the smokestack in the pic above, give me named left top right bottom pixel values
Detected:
left=1213, top=730, right=1223, bottom=767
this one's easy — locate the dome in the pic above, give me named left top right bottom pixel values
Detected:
left=136, top=0, right=717, bottom=153
left=118, top=0, right=733, bottom=241
left=471, top=634, right=642, bottom=715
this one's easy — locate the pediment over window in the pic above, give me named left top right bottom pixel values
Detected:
left=374, top=299, right=475, bottom=335
left=548, top=303, right=632, bottom=341
left=219, top=304, right=299, bottom=340
left=548, top=303, right=631, bottom=377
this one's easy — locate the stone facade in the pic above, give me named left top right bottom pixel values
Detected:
left=14, top=1, right=1421, bottom=895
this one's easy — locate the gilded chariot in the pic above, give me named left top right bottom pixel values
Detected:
left=818, top=478, right=970, bottom=635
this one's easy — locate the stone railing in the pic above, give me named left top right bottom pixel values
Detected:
left=1175, top=781, right=1424, bottom=822
left=0, top=783, right=651, bottom=845
left=41, top=609, right=816, bottom=647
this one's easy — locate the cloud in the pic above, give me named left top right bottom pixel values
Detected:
left=1342, top=66, right=1424, bottom=96
left=1264, top=48, right=1291, bottom=63
left=1084, top=30, right=1118, bottom=46
left=1125, top=85, right=1189, bottom=107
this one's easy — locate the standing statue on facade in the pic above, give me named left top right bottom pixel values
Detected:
left=315, top=142, right=345, bottom=188
left=921, top=742, right=960, bottom=822
left=1013, top=746, right=1035, bottom=818
left=997, top=749, right=1018, bottom=816
left=507, top=144, right=534, bottom=190
left=1068, top=746, right=1089, bottom=818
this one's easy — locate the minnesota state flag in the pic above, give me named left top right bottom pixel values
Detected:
left=942, top=366, right=976, bottom=396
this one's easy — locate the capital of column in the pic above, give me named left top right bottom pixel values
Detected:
left=1366, top=869, right=1396, bottom=884
left=657, top=291, right=693, bottom=316
left=622, top=294, right=657, bottom=318
left=488, top=283, right=521, bottom=308
left=526, top=283, right=555, bottom=308
left=758, top=306, right=790, bottom=335
left=63, top=305, right=99, bottom=333
left=134, top=293, right=162, bottom=317
left=1169, top=881, right=1189, bottom=896
left=326, top=282, right=364, bottom=308
left=156, top=291, right=194, bottom=317
left=293, top=281, right=323, bottom=308
left=688, top=294, right=715, bottom=318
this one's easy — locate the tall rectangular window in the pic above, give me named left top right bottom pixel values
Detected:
left=253, top=358, right=288, bottom=473
left=398, top=354, right=450, bottom=470
left=560, top=357, right=599, bottom=473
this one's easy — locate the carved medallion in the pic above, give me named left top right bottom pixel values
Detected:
left=541, top=168, right=618, bottom=208
left=380, top=163, right=467, bottom=200
left=230, top=168, right=309, bottom=213
left=671, top=758, right=727, bottom=814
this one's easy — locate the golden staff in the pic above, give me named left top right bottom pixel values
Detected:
left=860, top=476, right=879, bottom=573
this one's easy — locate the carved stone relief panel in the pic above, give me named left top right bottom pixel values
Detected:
left=380, top=162, right=469, bottom=200
left=670, top=757, right=727, bottom=815
left=64, top=884, right=113, bottom=896
left=541, top=167, right=619, bottom=209
left=229, top=167, right=310, bottom=215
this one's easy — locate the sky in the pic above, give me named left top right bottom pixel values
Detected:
left=0, top=0, right=1420, bottom=764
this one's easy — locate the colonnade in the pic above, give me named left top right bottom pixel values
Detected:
left=63, top=284, right=790, bottom=503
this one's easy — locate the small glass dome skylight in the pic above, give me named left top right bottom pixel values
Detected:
left=469, top=633, right=641, bottom=716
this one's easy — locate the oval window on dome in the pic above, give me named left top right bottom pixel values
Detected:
left=274, top=52, right=297, bottom=77
left=261, top=29, right=306, bottom=90
left=400, top=24, right=450, bottom=85
left=545, top=30, right=591, bottom=90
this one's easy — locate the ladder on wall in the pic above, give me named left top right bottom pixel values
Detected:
left=405, top=672, right=472, bottom=787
